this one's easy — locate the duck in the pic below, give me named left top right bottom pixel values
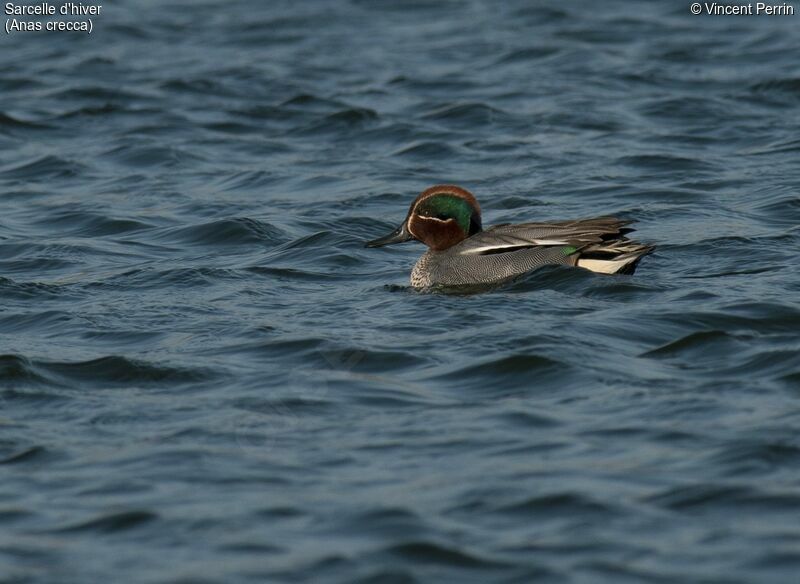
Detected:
left=365, top=185, right=654, bottom=288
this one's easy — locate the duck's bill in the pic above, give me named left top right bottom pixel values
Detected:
left=365, top=223, right=414, bottom=247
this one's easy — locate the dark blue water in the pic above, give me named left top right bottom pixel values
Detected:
left=2, top=1, right=800, bottom=582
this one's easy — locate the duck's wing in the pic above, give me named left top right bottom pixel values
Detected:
left=455, top=217, right=633, bottom=255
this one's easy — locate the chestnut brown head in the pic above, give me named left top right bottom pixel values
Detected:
left=365, top=185, right=482, bottom=251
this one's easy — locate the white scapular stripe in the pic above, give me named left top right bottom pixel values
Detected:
left=460, top=240, right=569, bottom=254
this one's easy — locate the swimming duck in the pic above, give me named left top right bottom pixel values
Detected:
left=365, top=185, right=653, bottom=288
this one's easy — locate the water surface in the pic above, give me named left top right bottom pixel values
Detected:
left=1, top=1, right=799, bottom=582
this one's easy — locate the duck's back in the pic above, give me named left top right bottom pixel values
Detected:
left=409, top=216, right=649, bottom=287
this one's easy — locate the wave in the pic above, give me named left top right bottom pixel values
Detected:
left=0, top=354, right=217, bottom=389
left=0, top=111, right=50, bottom=131
left=430, top=353, right=572, bottom=395
left=385, top=540, right=508, bottom=569
left=750, top=77, right=800, bottom=100
left=31, top=209, right=153, bottom=237
left=49, top=510, right=157, bottom=534
left=496, top=492, right=614, bottom=517
left=153, top=218, right=285, bottom=246
left=392, top=141, right=460, bottom=159
left=102, top=142, right=203, bottom=168
left=420, top=102, right=510, bottom=129
left=645, top=483, right=800, bottom=512
left=494, top=46, right=560, bottom=65
left=0, top=155, right=86, bottom=181
left=0, top=277, right=72, bottom=300
left=0, top=445, right=53, bottom=465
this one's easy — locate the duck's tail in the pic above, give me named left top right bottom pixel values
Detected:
left=576, top=241, right=655, bottom=275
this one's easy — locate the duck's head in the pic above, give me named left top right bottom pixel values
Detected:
left=365, top=185, right=482, bottom=251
